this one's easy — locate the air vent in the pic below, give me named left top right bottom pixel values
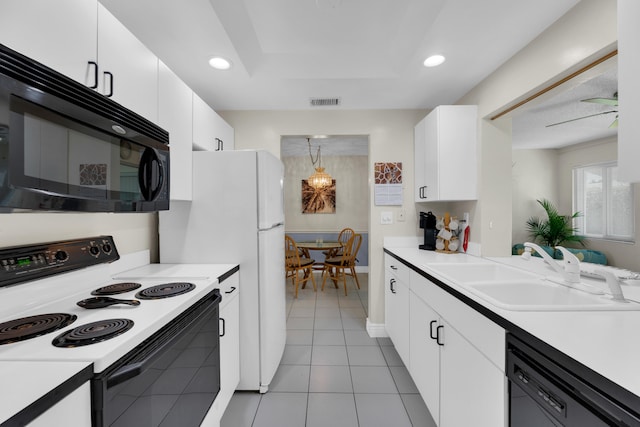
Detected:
left=310, top=97, right=341, bottom=107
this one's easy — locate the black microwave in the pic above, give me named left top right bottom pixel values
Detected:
left=0, top=43, right=169, bottom=212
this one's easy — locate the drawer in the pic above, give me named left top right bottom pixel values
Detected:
left=217, top=272, right=239, bottom=309
left=385, top=254, right=410, bottom=284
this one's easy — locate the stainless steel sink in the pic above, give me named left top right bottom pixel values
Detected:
left=463, top=279, right=640, bottom=311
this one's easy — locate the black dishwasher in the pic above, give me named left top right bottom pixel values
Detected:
left=507, top=334, right=640, bottom=427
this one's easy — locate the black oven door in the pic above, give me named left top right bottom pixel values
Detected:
left=92, top=289, right=221, bottom=427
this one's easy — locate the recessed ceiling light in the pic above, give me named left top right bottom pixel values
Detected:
left=209, top=56, right=232, bottom=70
left=423, top=55, right=446, bottom=68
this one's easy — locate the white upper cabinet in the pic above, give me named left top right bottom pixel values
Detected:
left=158, top=61, right=193, bottom=201
left=0, top=0, right=97, bottom=85
left=0, top=1, right=159, bottom=123
left=96, top=4, right=158, bottom=123
left=618, top=0, right=640, bottom=183
left=414, top=105, right=478, bottom=202
left=193, top=93, right=235, bottom=152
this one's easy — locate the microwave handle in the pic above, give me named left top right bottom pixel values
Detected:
left=138, top=148, right=165, bottom=201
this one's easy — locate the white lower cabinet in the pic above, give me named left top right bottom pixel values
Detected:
left=409, top=295, right=441, bottom=422
left=387, top=266, right=506, bottom=427
left=384, top=255, right=410, bottom=366
left=219, top=284, right=240, bottom=407
left=28, top=383, right=91, bottom=427
left=439, top=317, right=506, bottom=427
left=202, top=272, right=239, bottom=426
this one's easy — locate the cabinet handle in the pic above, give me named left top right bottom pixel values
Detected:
left=390, top=265, right=397, bottom=271
left=436, top=325, right=444, bottom=346
left=219, top=317, right=226, bottom=337
left=87, top=61, right=99, bottom=89
left=225, top=286, right=236, bottom=294
left=215, top=138, right=224, bottom=151
left=419, top=186, right=424, bottom=199
left=390, top=278, right=396, bottom=294
left=429, top=320, right=438, bottom=340
left=104, top=71, right=114, bottom=97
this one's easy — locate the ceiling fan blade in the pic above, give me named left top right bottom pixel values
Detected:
left=581, top=97, right=618, bottom=106
left=546, top=110, right=618, bottom=128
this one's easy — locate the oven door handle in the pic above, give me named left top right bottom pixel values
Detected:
left=106, top=291, right=220, bottom=388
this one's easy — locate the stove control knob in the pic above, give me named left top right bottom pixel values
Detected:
left=102, top=243, right=112, bottom=254
left=89, top=246, right=100, bottom=256
left=55, top=250, right=68, bottom=261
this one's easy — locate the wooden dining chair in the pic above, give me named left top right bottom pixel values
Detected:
left=285, top=235, right=316, bottom=298
left=321, top=233, right=362, bottom=295
left=323, top=227, right=354, bottom=259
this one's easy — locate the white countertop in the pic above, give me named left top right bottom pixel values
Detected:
left=384, top=244, right=640, bottom=400
left=0, top=360, right=91, bottom=424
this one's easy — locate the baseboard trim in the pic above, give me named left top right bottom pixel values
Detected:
left=366, top=319, right=388, bottom=338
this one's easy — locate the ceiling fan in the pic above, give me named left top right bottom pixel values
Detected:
left=546, top=92, right=618, bottom=128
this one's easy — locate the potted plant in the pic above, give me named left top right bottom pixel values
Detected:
left=526, top=198, right=586, bottom=247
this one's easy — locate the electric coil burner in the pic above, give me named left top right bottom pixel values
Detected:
left=52, top=318, right=134, bottom=348
left=91, top=282, right=142, bottom=296
left=0, top=313, right=77, bottom=345
left=135, top=282, right=196, bottom=299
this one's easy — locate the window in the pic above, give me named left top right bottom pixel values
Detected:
left=573, top=163, right=635, bottom=242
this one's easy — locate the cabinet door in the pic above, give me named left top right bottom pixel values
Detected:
left=409, top=294, right=441, bottom=424
left=384, top=270, right=410, bottom=367
left=193, top=93, right=234, bottom=151
left=437, top=106, right=477, bottom=201
left=618, top=0, right=640, bottom=183
left=0, top=0, right=97, bottom=85
left=219, top=289, right=240, bottom=401
left=158, top=61, right=193, bottom=201
left=97, top=4, right=158, bottom=122
left=422, top=109, right=439, bottom=200
left=414, top=117, right=427, bottom=201
left=439, top=318, right=506, bottom=427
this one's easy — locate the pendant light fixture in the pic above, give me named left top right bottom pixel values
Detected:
left=306, top=137, right=333, bottom=189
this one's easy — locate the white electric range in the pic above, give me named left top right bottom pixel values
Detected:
left=0, top=236, right=238, bottom=427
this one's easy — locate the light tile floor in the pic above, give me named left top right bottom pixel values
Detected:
left=221, top=273, right=437, bottom=427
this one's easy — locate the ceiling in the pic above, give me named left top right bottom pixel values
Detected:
left=100, top=0, right=579, bottom=111
left=511, top=58, right=618, bottom=150
left=281, top=135, right=368, bottom=157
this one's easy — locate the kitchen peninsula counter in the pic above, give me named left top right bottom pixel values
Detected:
left=384, top=241, right=640, bottom=412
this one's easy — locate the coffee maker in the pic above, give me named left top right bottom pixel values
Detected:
left=419, top=211, right=438, bottom=250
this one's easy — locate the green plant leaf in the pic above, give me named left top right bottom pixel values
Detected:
left=525, top=199, right=587, bottom=247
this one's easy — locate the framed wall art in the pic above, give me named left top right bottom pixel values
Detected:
left=302, top=179, right=336, bottom=214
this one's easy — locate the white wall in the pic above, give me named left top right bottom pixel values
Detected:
left=512, top=149, right=559, bottom=245
left=219, top=109, right=426, bottom=325
left=283, top=155, right=368, bottom=233
left=456, top=0, right=617, bottom=256
left=0, top=213, right=158, bottom=259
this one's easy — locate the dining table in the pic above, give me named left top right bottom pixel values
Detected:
left=295, top=241, right=343, bottom=287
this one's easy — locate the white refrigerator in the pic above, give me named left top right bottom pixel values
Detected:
left=159, top=150, right=286, bottom=392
